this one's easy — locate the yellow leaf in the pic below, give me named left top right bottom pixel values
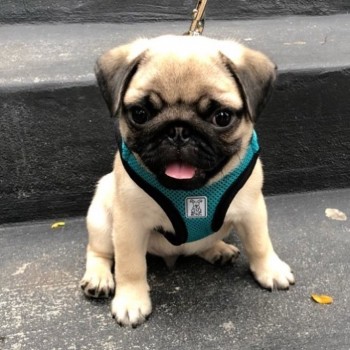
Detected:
left=311, top=294, right=333, bottom=304
left=51, top=222, right=65, bottom=229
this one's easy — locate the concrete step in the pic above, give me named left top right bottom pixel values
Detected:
left=1, top=188, right=349, bottom=349
left=1, top=14, right=350, bottom=223
left=1, top=0, right=349, bottom=24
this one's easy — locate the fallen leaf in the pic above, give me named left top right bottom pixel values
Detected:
left=51, top=222, right=65, bottom=229
left=311, top=294, right=333, bottom=304
left=325, top=208, right=347, bottom=221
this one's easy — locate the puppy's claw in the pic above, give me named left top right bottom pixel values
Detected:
left=80, top=281, right=88, bottom=290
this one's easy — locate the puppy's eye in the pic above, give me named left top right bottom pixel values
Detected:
left=212, top=109, right=234, bottom=128
left=129, top=106, right=150, bottom=125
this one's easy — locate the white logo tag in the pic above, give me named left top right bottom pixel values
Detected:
left=185, top=196, right=207, bottom=218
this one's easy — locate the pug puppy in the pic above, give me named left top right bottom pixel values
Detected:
left=80, top=35, right=295, bottom=327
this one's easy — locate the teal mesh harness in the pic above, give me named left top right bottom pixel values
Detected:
left=119, top=131, right=260, bottom=246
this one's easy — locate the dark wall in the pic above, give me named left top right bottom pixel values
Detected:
left=0, top=84, right=115, bottom=223
left=258, top=69, right=350, bottom=195
left=1, top=0, right=350, bottom=24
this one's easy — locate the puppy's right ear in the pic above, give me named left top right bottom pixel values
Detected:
left=95, top=44, right=146, bottom=117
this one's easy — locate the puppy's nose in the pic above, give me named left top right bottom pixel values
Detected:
left=167, top=126, right=191, bottom=145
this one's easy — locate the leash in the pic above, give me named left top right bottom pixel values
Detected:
left=186, top=0, right=208, bottom=36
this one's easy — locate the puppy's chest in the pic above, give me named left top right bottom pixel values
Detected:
left=135, top=190, right=209, bottom=228
left=119, top=131, right=260, bottom=245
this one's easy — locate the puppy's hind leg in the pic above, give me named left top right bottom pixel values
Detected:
left=198, top=240, right=240, bottom=265
left=80, top=174, right=115, bottom=298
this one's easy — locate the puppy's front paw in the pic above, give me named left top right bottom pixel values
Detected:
left=80, top=267, right=115, bottom=298
left=250, top=253, right=295, bottom=290
left=112, top=284, right=152, bottom=327
left=199, top=240, right=240, bottom=265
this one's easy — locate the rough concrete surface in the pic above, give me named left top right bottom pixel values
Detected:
left=1, top=189, right=350, bottom=349
left=1, top=15, right=350, bottom=87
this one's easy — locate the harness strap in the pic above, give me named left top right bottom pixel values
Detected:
left=119, top=155, right=188, bottom=246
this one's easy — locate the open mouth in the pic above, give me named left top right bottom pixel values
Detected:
left=165, top=162, right=197, bottom=180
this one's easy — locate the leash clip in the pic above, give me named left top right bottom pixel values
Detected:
left=187, top=0, right=207, bottom=36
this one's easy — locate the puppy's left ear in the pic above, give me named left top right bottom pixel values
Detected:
left=220, top=46, right=276, bottom=121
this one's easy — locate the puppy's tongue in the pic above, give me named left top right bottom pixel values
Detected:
left=165, top=163, right=196, bottom=180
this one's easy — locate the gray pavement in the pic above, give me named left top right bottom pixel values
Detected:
left=1, top=14, right=350, bottom=88
left=1, top=188, right=349, bottom=349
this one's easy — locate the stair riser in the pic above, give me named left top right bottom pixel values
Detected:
left=1, top=0, right=350, bottom=24
left=1, top=68, right=349, bottom=223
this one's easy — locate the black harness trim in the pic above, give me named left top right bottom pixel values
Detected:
left=211, top=150, right=260, bottom=232
left=118, top=142, right=259, bottom=246
left=118, top=146, right=188, bottom=246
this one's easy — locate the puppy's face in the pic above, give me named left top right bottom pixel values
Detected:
left=95, top=35, right=276, bottom=189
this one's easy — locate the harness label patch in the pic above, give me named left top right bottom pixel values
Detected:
left=185, top=196, right=207, bottom=218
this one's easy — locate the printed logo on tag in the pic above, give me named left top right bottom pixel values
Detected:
left=185, top=196, right=207, bottom=218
